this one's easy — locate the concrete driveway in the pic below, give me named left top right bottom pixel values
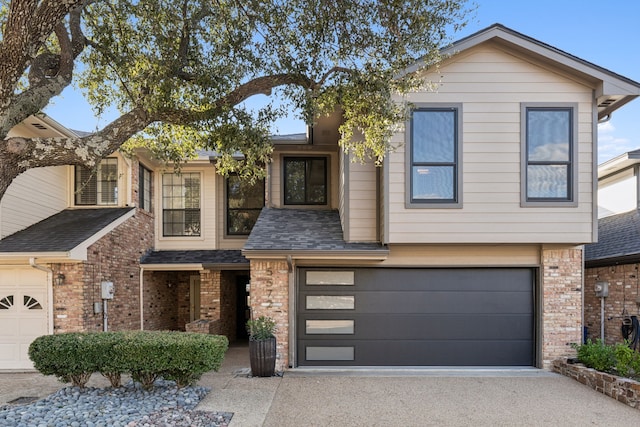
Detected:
left=2, top=344, right=639, bottom=426
left=259, top=374, right=639, bottom=427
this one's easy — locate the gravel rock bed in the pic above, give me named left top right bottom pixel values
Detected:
left=0, top=379, right=232, bottom=427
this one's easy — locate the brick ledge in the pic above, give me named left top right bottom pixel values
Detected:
left=553, top=358, right=640, bottom=409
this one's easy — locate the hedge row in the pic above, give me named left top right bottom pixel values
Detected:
left=28, top=331, right=229, bottom=389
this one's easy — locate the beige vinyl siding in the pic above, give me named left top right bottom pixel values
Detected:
left=345, top=155, right=377, bottom=242
left=388, top=43, right=594, bottom=244
left=294, top=244, right=541, bottom=267
left=0, top=166, right=68, bottom=238
left=154, top=165, right=218, bottom=250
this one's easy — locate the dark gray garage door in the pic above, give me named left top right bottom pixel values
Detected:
left=297, top=268, right=535, bottom=366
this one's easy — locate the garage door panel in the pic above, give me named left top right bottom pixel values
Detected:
left=0, top=269, right=48, bottom=370
left=299, top=339, right=534, bottom=366
left=302, top=291, right=532, bottom=315
left=353, top=268, right=532, bottom=293
left=300, top=314, right=532, bottom=341
left=298, top=267, right=535, bottom=367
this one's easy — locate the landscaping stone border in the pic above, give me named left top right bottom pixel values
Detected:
left=553, top=358, right=640, bottom=409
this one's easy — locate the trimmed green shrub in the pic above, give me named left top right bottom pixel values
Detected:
left=29, top=331, right=229, bottom=389
left=117, top=331, right=229, bottom=389
left=29, top=333, right=100, bottom=388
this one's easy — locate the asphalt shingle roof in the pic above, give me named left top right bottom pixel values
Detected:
left=244, top=208, right=386, bottom=252
left=140, top=250, right=248, bottom=266
left=0, top=208, right=134, bottom=253
left=585, top=209, right=640, bottom=265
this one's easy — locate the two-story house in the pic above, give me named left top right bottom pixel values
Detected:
left=1, top=24, right=639, bottom=371
left=584, top=149, right=640, bottom=345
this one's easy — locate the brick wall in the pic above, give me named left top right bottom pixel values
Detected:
left=585, top=263, right=640, bottom=345
left=250, top=259, right=289, bottom=371
left=200, top=269, right=221, bottom=323
left=554, top=358, right=640, bottom=410
left=142, top=271, right=179, bottom=330
left=52, top=209, right=153, bottom=333
left=541, top=246, right=583, bottom=368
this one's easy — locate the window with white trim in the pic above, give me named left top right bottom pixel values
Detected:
left=75, top=158, right=118, bottom=206
left=162, top=173, right=200, bottom=236
left=139, top=164, right=152, bottom=212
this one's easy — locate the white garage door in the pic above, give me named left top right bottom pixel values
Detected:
left=0, top=269, right=49, bottom=370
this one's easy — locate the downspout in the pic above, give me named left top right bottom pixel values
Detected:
left=29, top=258, right=54, bottom=335
left=139, top=266, right=145, bottom=330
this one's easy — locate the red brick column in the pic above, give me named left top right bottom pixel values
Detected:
left=200, top=269, right=221, bottom=325
left=541, top=246, right=583, bottom=368
left=250, top=259, right=289, bottom=371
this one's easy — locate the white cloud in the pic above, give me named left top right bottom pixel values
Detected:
left=597, top=121, right=638, bottom=163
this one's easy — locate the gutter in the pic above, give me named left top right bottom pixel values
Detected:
left=29, top=258, right=54, bottom=335
left=139, top=266, right=144, bottom=330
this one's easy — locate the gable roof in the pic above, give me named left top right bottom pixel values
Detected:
left=405, top=24, right=640, bottom=121
left=598, top=148, right=640, bottom=179
left=243, top=208, right=388, bottom=259
left=0, top=208, right=135, bottom=260
left=585, top=209, right=640, bottom=267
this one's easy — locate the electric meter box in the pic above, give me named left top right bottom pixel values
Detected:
left=595, top=281, right=609, bottom=298
left=101, top=281, right=114, bottom=299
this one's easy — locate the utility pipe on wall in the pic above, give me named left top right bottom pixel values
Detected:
left=601, top=297, right=605, bottom=341
left=29, top=258, right=54, bottom=335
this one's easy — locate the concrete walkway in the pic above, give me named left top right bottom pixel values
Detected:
left=2, top=344, right=640, bottom=426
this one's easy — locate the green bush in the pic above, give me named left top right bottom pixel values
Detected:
left=29, top=333, right=101, bottom=387
left=575, top=339, right=615, bottom=372
left=574, top=339, right=640, bottom=379
left=29, top=331, right=228, bottom=389
left=613, top=342, right=640, bottom=378
left=117, top=331, right=229, bottom=389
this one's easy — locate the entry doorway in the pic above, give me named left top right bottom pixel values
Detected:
left=189, top=275, right=201, bottom=322
left=236, top=275, right=250, bottom=340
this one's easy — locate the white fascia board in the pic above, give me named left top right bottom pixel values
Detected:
left=598, top=152, right=640, bottom=179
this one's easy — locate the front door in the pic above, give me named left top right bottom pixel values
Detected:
left=189, top=275, right=201, bottom=322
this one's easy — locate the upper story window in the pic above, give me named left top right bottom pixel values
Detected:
left=162, top=173, right=200, bottom=236
left=226, top=175, right=265, bottom=235
left=139, top=164, right=152, bottom=212
left=284, top=157, right=327, bottom=205
left=75, top=158, right=118, bottom=206
left=407, top=105, right=462, bottom=207
left=521, top=104, right=577, bottom=206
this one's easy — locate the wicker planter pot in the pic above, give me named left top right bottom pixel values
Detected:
left=249, top=336, right=276, bottom=377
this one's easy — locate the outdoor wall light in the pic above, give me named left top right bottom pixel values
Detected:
left=55, top=273, right=65, bottom=286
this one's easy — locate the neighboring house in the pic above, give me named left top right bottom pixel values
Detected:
left=1, top=24, right=640, bottom=371
left=584, top=149, right=640, bottom=345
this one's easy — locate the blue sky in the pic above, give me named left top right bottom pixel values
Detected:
left=43, top=0, right=640, bottom=163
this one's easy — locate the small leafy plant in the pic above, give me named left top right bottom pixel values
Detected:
left=573, top=339, right=640, bottom=379
left=247, top=316, right=276, bottom=341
